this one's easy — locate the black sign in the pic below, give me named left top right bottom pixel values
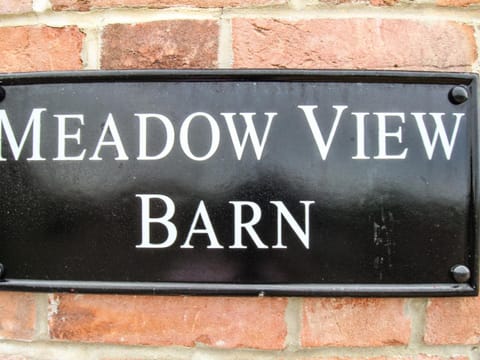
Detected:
left=0, top=70, right=477, bottom=296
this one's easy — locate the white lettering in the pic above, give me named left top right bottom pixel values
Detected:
left=271, top=201, right=314, bottom=249
left=180, top=112, right=220, bottom=161
left=298, top=105, right=347, bottom=160
left=352, top=112, right=370, bottom=160
left=413, top=112, right=463, bottom=160
left=136, top=113, right=175, bottom=160
left=89, top=113, right=129, bottom=160
left=0, top=108, right=46, bottom=161
left=136, top=194, right=177, bottom=248
left=373, top=112, right=408, bottom=160
left=229, top=201, right=268, bottom=249
left=222, top=112, right=277, bottom=160
left=53, top=114, right=86, bottom=161
left=181, top=200, right=223, bottom=249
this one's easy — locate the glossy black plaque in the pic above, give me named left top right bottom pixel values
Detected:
left=0, top=70, right=477, bottom=296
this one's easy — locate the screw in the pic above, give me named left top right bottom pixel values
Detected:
left=451, top=264, right=471, bottom=283
left=0, top=86, right=4, bottom=103
left=449, top=85, right=469, bottom=105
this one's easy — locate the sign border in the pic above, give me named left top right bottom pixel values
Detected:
left=0, top=69, right=477, bottom=297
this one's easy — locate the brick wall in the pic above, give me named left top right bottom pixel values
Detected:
left=0, top=0, right=479, bottom=358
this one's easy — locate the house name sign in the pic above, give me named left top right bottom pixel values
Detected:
left=0, top=70, right=477, bottom=296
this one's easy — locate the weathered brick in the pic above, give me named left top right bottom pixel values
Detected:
left=233, top=19, right=476, bottom=71
left=0, top=26, right=84, bottom=72
left=0, top=0, right=31, bottom=14
left=301, top=298, right=410, bottom=347
left=425, top=297, right=480, bottom=344
left=101, top=21, right=218, bottom=69
left=437, top=0, right=480, bottom=6
left=51, top=0, right=283, bottom=10
left=48, top=294, right=287, bottom=349
left=0, top=292, right=36, bottom=341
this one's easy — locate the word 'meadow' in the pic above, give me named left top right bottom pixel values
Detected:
left=0, top=106, right=464, bottom=161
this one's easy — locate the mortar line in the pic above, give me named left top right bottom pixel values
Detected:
left=80, top=27, right=98, bottom=70
left=0, top=336, right=477, bottom=357
left=284, top=297, right=302, bottom=350
left=407, top=298, right=429, bottom=349
left=473, top=26, right=480, bottom=74
left=81, top=28, right=100, bottom=70
left=218, top=12, right=233, bottom=69
left=0, top=8, right=223, bottom=28
left=288, top=0, right=320, bottom=10
left=33, top=293, right=49, bottom=341
left=220, top=5, right=480, bottom=22
left=97, top=26, right=104, bottom=70
left=288, top=0, right=306, bottom=10
left=469, top=345, right=480, bottom=360
left=0, top=6, right=479, bottom=28
left=32, top=0, right=52, bottom=13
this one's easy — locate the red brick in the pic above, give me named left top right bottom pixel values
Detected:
left=101, top=21, right=218, bottom=69
left=233, top=19, right=476, bottom=71
left=0, top=26, right=84, bottom=72
left=301, top=298, right=410, bottom=347
left=0, top=292, right=36, bottom=341
left=51, top=0, right=283, bottom=10
left=425, top=297, right=480, bottom=344
left=48, top=294, right=287, bottom=349
left=437, top=0, right=480, bottom=6
left=0, top=0, right=31, bottom=14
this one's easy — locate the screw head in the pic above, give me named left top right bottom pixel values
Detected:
left=451, top=264, right=471, bottom=283
left=0, top=86, right=5, bottom=103
left=449, top=85, right=469, bottom=105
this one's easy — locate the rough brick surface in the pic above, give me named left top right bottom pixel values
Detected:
left=0, top=0, right=31, bottom=14
left=101, top=21, right=218, bottom=69
left=233, top=19, right=476, bottom=70
left=302, top=298, right=410, bottom=347
left=0, top=292, right=36, bottom=341
left=51, top=0, right=283, bottom=10
left=48, top=294, right=287, bottom=349
left=0, top=26, right=84, bottom=72
left=425, top=297, right=480, bottom=344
